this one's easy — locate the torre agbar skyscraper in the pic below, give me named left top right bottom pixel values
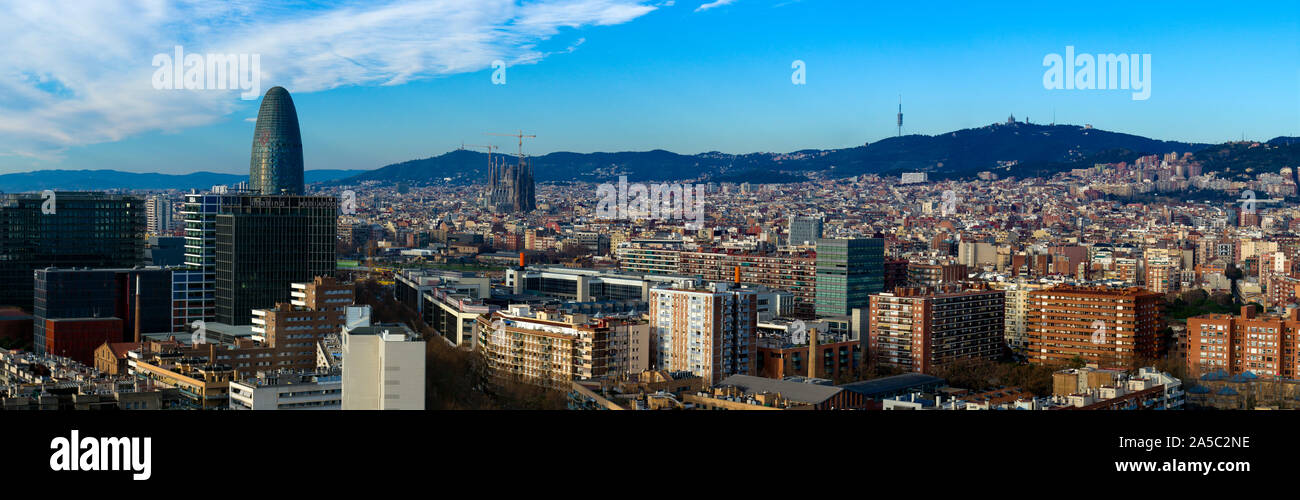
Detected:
left=249, top=86, right=305, bottom=195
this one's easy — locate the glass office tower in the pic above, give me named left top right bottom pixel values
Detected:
left=0, top=192, right=144, bottom=312
left=249, top=86, right=305, bottom=195
left=214, top=195, right=337, bottom=325
left=815, top=238, right=884, bottom=317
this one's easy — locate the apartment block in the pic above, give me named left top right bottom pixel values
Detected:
left=868, top=285, right=1006, bottom=374
left=677, top=249, right=818, bottom=308
left=475, top=305, right=648, bottom=388
left=1187, top=306, right=1298, bottom=379
left=1025, top=285, right=1164, bottom=369
left=649, top=283, right=757, bottom=386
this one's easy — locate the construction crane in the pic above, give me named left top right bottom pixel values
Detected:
left=486, top=130, right=536, bottom=158
left=463, top=143, right=499, bottom=168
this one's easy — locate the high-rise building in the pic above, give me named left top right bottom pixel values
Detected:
left=0, top=193, right=144, bottom=312
left=1025, top=285, right=1165, bottom=369
left=182, top=192, right=337, bottom=326
left=649, top=283, right=757, bottom=385
left=815, top=238, right=884, bottom=317
left=249, top=86, right=305, bottom=196
left=145, top=194, right=173, bottom=236
left=868, top=285, right=1005, bottom=373
left=340, top=323, right=425, bottom=410
left=788, top=215, right=823, bottom=246
left=214, top=195, right=338, bottom=325
left=1187, top=306, right=1298, bottom=379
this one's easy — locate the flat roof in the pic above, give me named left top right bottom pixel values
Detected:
left=838, top=373, right=946, bottom=397
left=716, top=375, right=842, bottom=404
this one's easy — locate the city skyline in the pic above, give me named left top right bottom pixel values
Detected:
left=0, top=0, right=1296, bottom=176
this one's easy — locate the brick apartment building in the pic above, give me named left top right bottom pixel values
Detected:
left=1025, top=285, right=1164, bottom=369
left=1187, top=305, right=1298, bottom=379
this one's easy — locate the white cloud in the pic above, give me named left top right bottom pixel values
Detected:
left=694, top=0, right=737, bottom=12
left=0, top=0, right=657, bottom=161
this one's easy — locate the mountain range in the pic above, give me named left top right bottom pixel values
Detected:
left=3, top=122, right=1297, bottom=191
left=0, top=169, right=367, bottom=192
left=333, top=122, right=1296, bottom=186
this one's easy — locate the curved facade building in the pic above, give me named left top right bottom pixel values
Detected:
left=249, top=86, right=304, bottom=195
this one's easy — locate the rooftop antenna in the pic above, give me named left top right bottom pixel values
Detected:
left=896, top=95, right=903, bottom=137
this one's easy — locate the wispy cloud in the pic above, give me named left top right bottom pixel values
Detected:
left=0, top=0, right=658, bottom=162
left=694, top=0, right=737, bottom=12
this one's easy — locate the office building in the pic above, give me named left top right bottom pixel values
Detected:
left=207, top=194, right=337, bottom=325
left=340, top=324, right=425, bottom=410
left=249, top=86, right=305, bottom=195
left=815, top=238, right=884, bottom=316
left=1025, top=285, right=1164, bottom=369
left=33, top=267, right=172, bottom=360
left=649, top=283, right=757, bottom=385
left=0, top=192, right=144, bottom=312
left=507, top=265, right=700, bottom=303
left=788, top=215, right=823, bottom=246
left=868, top=285, right=1005, bottom=373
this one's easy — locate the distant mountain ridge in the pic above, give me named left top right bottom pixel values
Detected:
left=6, top=123, right=1298, bottom=191
left=0, top=169, right=368, bottom=192
left=335, top=122, right=1284, bottom=186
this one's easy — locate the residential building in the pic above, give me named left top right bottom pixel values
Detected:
left=1025, top=285, right=1165, bottom=369
left=649, top=283, right=757, bottom=385
left=868, top=285, right=1006, bottom=373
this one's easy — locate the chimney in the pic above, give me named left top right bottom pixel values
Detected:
left=518, top=251, right=525, bottom=268
left=733, top=266, right=740, bottom=284
left=133, top=275, right=142, bottom=343
left=808, top=328, right=818, bottom=379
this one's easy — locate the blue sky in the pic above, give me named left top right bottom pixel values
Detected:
left=1, top=0, right=1297, bottom=175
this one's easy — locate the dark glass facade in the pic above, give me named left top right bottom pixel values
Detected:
left=0, top=193, right=144, bottom=312
left=249, top=86, right=304, bottom=195
left=214, top=195, right=336, bottom=325
left=33, top=268, right=172, bottom=354
left=815, top=238, right=884, bottom=316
